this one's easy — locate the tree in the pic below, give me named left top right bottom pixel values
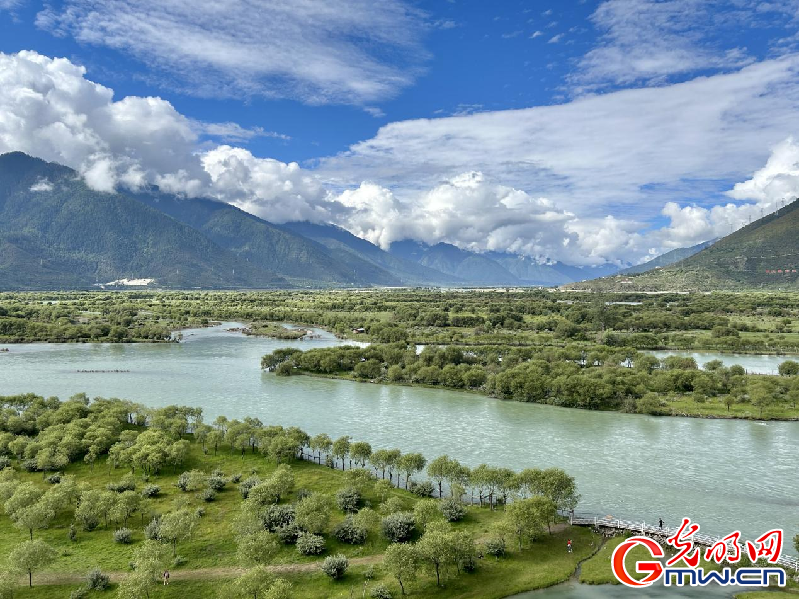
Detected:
left=295, top=493, right=331, bottom=534
left=778, top=360, right=799, bottom=376
left=504, top=496, right=555, bottom=550
left=350, top=441, right=372, bottom=468
left=383, top=542, right=419, bottom=595
left=234, top=566, right=289, bottom=599
left=397, top=453, right=426, bottom=489
left=332, top=436, right=351, bottom=470
left=427, top=455, right=453, bottom=498
left=158, top=508, right=199, bottom=556
left=11, top=500, right=55, bottom=540
left=309, top=433, right=332, bottom=464
left=35, top=447, right=68, bottom=480
left=417, top=522, right=456, bottom=587
left=236, top=531, right=280, bottom=566
left=8, top=539, right=56, bottom=587
left=118, top=540, right=168, bottom=599
left=413, top=499, right=442, bottom=531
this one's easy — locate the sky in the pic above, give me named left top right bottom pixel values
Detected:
left=2, top=0, right=799, bottom=266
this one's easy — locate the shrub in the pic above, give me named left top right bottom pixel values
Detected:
left=201, top=488, right=217, bottom=502
left=45, top=472, right=62, bottom=484
left=335, top=486, right=361, bottom=513
left=262, top=504, right=296, bottom=532
left=113, top=528, right=133, bottom=544
left=379, top=496, right=405, bottom=515
left=410, top=480, right=434, bottom=498
left=334, top=516, right=368, bottom=545
left=276, top=523, right=302, bottom=544
left=231, top=473, right=243, bottom=484
left=321, top=554, right=349, bottom=579
left=381, top=512, right=415, bottom=543
left=69, top=587, right=88, bottom=599
left=0, top=456, right=10, bottom=470
left=68, top=524, right=77, bottom=542
left=141, top=484, right=160, bottom=498
left=107, top=475, right=136, bottom=493
left=173, top=555, right=187, bottom=567
left=239, top=476, right=261, bottom=499
left=86, top=568, right=109, bottom=591
left=176, top=470, right=204, bottom=492
left=21, top=458, right=38, bottom=472
left=144, top=517, right=161, bottom=540
left=370, top=583, right=393, bottom=599
left=364, top=565, right=375, bottom=581
left=485, top=537, right=506, bottom=557
left=441, top=497, right=467, bottom=522
left=296, top=488, right=312, bottom=501
left=296, top=532, right=326, bottom=555
left=207, top=475, right=227, bottom=491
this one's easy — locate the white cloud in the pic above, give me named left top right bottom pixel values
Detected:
left=319, top=55, right=799, bottom=219
left=0, top=0, right=22, bottom=11
left=3, top=50, right=799, bottom=267
left=36, top=0, right=427, bottom=105
left=571, top=0, right=799, bottom=90
left=196, top=122, right=289, bottom=143
left=548, top=34, right=563, bottom=44
left=531, top=30, right=543, bottom=38
left=29, top=177, right=53, bottom=192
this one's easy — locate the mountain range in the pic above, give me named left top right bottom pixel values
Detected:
left=0, top=152, right=634, bottom=290
left=578, top=200, right=799, bottom=291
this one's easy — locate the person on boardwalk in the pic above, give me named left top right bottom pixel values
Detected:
left=659, top=518, right=663, bottom=529
left=567, top=539, right=573, bottom=553
left=163, top=570, right=170, bottom=585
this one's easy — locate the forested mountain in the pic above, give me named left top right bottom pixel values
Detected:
left=618, top=239, right=717, bottom=275
left=280, top=222, right=462, bottom=286
left=581, top=200, right=799, bottom=291
left=133, top=192, right=402, bottom=287
left=0, top=153, right=285, bottom=290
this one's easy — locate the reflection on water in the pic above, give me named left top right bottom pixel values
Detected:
left=0, top=323, right=797, bottom=550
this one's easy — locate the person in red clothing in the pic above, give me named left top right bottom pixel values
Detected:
left=567, top=539, right=573, bottom=553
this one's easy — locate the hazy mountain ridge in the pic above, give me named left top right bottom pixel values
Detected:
left=618, top=239, right=717, bottom=275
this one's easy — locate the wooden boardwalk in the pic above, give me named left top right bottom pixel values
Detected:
left=569, top=514, right=799, bottom=573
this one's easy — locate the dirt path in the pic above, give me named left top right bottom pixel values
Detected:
left=32, top=555, right=385, bottom=586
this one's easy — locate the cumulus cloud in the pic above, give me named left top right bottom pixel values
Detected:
left=0, top=0, right=22, bottom=11
left=36, top=0, right=427, bottom=105
left=3, top=50, right=799, bottom=267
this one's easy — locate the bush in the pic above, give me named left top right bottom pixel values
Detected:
left=276, top=523, right=302, bottom=544
left=141, top=484, right=160, bottom=498
left=296, top=532, right=326, bottom=555
left=485, top=537, right=506, bottom=557
left=21, top=458, right=38, bottom=472
left=45, top=472, right=62, bottom=484
left=379, top=496, right=405, bottom=515
left=107, top=475, right=136, bottom=493
left=201, top=488, right=217, bottom=502
left=144, top=517, right=161, bottom=540
left=321, top=554, right=349, bottom=579
left=334, top=516, right=368, bottom=545
left=441, top=497, right=467, bottom=522
left=231, top=473, right=243, bottom=484
left=173, top=555, right=187, bottom=567
left=335, top=486, right=361, bottom=513
left=69, top=524, right=77, bottom=542
left=381, top=512, right=415, bottom=543
left=296, top=488, right=312, bottom=501
left=113, top=528, right=133, bottom=544
left=207, top=475, right=227, bottom=491
left=0, top=456, right=10, bottom=470
left=262, top=504, right=295, bottom=532
left=239, top=476, right=261, bottom=499
left=69, top=587, right=88, bottom=599
left=370, top=583, right=393, bottom=599
left=86, top=568, right=109, bottom=590
left=176, top=470, right=204, bottom=492
left=410, top=480, right=434, bottom=498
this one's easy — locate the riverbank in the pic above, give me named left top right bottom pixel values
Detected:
left=284, top=370, right=799, bottom=422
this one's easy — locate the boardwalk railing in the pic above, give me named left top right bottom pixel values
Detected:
left=569, top=513, right=799, bottom=573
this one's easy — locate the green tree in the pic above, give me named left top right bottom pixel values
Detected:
left=504, top=496, right=555, bottom=550
left=417, top=522, right=456, bottom=587
left=8, top=539, right=56, bottom=587
left=383, top=542, right=419, bottom=595
left=158, top=508, right=199, bottom=556
left=332, top=435, right=351, bottom=470
left=397, top=453, right=426, bottom=489
left=295, top=493, right=331, bottom=534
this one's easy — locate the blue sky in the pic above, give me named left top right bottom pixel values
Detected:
left=2, top=0, right=799, bottom=265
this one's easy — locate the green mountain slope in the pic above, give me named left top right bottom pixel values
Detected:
left=280, top=222, right=462, bottom=285
left=135, top=193, right=402, bottom=287
left=619, top=239, right=717, bottom=275
left=0, top=152, right=286, bottom=290
left=583, top=200, right=799, bottom=291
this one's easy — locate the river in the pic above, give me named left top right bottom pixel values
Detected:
left=650, top=350, right=795, bottom=375
left=0, top=323, right=796, bottom=558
